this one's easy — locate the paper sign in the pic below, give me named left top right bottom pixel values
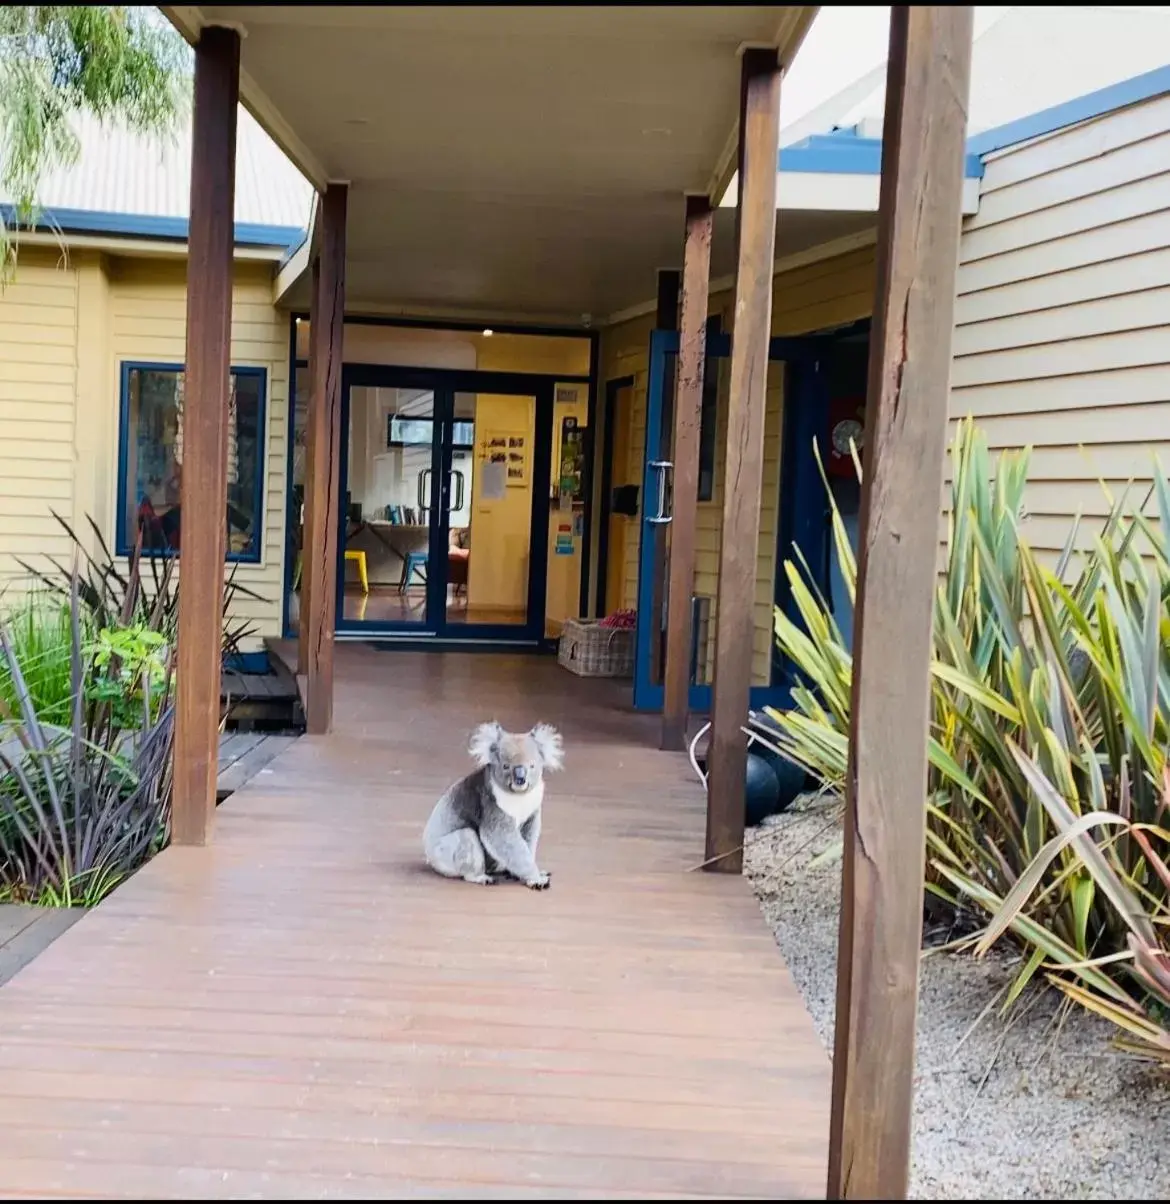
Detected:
left=481, top=460, right=507, bottom=500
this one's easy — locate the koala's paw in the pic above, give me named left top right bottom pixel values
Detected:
left=525, top=871, right=552, bottom=891
left=466, top=873, right=502, bottom=886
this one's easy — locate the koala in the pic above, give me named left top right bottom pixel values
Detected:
left=423, top=721, right=564, bottom=889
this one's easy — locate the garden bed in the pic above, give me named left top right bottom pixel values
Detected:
left=746, top=803, right=1170, bottom=1200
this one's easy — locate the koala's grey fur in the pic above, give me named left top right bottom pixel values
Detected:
left=423, top=721, right=564, bottom=889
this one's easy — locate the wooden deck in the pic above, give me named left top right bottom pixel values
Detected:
left=0, top=646, right=831, bottom=1199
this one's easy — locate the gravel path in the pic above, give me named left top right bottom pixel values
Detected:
left=744, top=798, right=1170, bottom=1201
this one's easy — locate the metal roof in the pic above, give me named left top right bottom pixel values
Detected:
left=2, top=105, right=313, bottom=248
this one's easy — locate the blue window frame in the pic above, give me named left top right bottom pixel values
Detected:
left=116, top=362, right=267, bottom=563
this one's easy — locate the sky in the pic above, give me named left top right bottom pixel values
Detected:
left=779, top=5, right=1170, bottom=132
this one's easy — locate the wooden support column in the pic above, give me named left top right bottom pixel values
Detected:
left=297, top=254, right=321, bottom=680
left=705, top=48, right=781, bottom=872
left=826, top=8, right=974, bottom=1199
left=661, top=194, right=713, bottom=752
left=302, top=184, right=348, bottom=735
left=172, top=25, right=240, bottom=848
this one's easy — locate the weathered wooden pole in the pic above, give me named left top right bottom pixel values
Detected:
left=172, top=24, right=240, bottom=847
left=827, top=7, right=974, bottom=1198
left=705, top=47, right=781, bottom=872
left=661, top=194, right=713, bottom=751
left=302, top=183, right=348, bottom=735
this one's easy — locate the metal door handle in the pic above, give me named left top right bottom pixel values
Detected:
left=417, top=467, right=433, bottom=512
left=451, top=469, right=465, bottom=511
left=647, top=460, right=673, bottom=525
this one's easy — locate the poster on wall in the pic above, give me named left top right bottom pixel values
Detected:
left=479, top=430, right=529, bottom=491
left=504, top=433, right=529, bottom=487
left=558, top=415, right=586, bottom=504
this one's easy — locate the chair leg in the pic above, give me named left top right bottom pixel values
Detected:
left=356, top=551, right=369, bottom=595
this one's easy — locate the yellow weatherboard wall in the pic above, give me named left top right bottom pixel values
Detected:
left=0, top=248, right=290, bottom=650
left=0, top=247, right=83, bottom=590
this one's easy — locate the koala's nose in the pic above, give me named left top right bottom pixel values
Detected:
left=512, top=765, right=528, bottom=786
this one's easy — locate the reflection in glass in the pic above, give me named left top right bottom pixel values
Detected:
left=123, top=365, right=264, bottom=560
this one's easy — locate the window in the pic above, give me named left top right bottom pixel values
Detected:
left=697, top=353, right=720, bottom=502
left=118, top=363, right=267, bottom=562
left=388, top=414, right=474, bottom=449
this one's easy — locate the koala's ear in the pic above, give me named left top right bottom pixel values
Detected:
left=469, top=721, right=503, bottom=767
left=530, top=723, right=564, bottom=772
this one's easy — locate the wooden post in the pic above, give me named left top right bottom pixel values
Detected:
left=826, top=8, right=974, bottom=1199
left=172, top=25, right=240, bottom=848
left=705, top=48, right=781, bottom=872
left=661, top=194, right=713, bottom=752
left=302, top=184, right=348, bottom=735
left=647, top=267, right=681, bottom=688
left=297, top=254, right=321, bottom=679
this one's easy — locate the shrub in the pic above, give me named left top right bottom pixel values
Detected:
left=0, top=590, right=78, bottom=727
left=0, top=514, right=270, bottom=907
left=753, top=417, right=1170, bottom=1062
left=0, top=566, right=174, bottom=907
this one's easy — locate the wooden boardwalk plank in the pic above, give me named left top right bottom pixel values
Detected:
left=0, top=648, right=830, bottom=1198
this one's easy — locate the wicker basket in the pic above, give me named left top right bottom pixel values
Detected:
left=557, top=618, right=635, bottom=679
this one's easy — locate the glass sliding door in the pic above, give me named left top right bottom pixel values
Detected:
left=338, top=379, right=440, bottom=631
left=336, top=365, right=554, bottom=644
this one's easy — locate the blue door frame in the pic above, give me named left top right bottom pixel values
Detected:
left=336, top=363, right=556, bottom=646
left=632, top=326, right=857, bottom=712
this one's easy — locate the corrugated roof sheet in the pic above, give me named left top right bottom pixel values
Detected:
left=2, top=105, right=314, bottom=235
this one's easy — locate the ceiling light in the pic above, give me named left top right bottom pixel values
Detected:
left=482, top=328, right=494, bottom=337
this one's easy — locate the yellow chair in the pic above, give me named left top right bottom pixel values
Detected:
left=292, top=549, right=369, bottom=594
left=344, top=549, right=369, bottom=594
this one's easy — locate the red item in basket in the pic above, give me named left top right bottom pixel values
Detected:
left=598, top=609, right=636, bottom=630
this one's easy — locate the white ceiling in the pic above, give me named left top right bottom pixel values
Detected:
left=164, top=5, right=821, bottom=324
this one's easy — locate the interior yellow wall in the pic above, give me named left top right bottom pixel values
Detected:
left=595, top=312, right=655, bottom=617
left=596, top=245, right=876, bottom=684
left=0, top=248, right=290, bottom=649
left=466, top=393, right=535, bottom=612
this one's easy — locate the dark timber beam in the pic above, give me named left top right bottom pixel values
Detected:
left=827, top=8, right=974, bottom=1199
left=705, top=48, right=781, bottom=872
left=297, top=253, right=321, bottom=680
left=655, top=269, right=681, bottom=332
left=172, top=24, right=240, bottom=847
left=661, top=194, right=713, bottom=752
left=302, top=184, right=348, bottom=735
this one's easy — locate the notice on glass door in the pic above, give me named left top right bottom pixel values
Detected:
left=481, top=460, right=507, bottom=501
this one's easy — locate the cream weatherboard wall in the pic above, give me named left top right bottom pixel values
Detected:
left=597, top=244, right=876, bottom=685
left=949, top=90, right=1170, bottom=559
left=0, top=250, right=289, bottom=648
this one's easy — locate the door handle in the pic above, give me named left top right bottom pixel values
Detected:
left=647, top=460, right=673, bottom=525
left=451, top=469, right=465, bottom=511
left=417, top=467, right=433, bottom=512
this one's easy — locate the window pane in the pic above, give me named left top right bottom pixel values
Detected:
left=124, top=366, right=264, bottom=560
